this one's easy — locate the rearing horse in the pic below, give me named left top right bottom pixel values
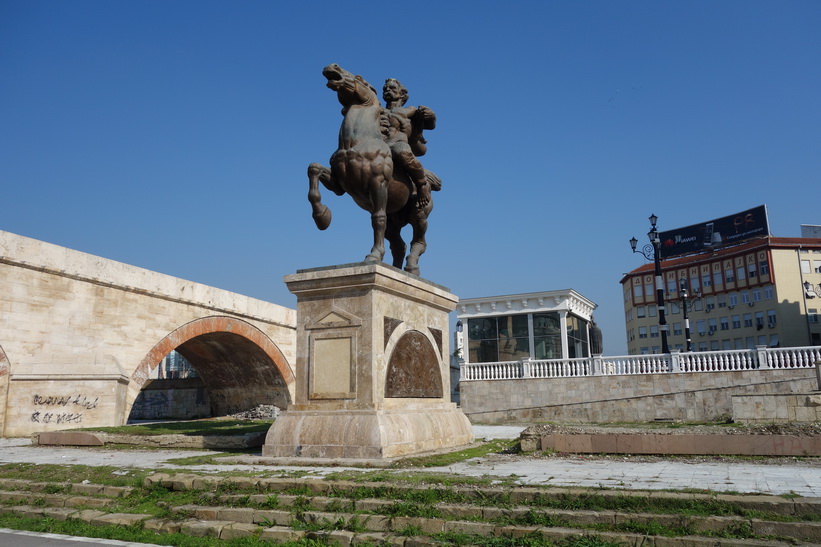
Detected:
left=307, top=64, right=436, bottom=276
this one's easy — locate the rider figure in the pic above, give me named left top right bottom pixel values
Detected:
left=381, top=78, right=436, bottom=208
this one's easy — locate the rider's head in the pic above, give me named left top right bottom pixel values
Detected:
left=383, top=78, right=409, bottom=106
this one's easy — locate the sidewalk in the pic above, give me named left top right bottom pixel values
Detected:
left=2, top=426, right=819, bottom=497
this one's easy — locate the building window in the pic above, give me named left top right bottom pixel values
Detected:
left=734, top=338, right=744, bottom=349
left=696, top=320, right=706, bottom=336
left=763, top=285, right=774, bottom=300
left=769, top=334, right=779, bottom=347
left=801, top=260, right=811, bottom=274
left=670, top=301, right=680, bottom=314
left=725, top=269, right=735, bottom=284
left=732, top=315, right=741, bottom=329
left=736, top=266, right=746, bottom=281
left=702, top=273, right=712, bottom=287
left=767, top=310, right=777, bottom=328
left=705, top=297, right=715, bottom=311
left=708, top=318, right=717, bottom=333
left=717, top=295, right=727, bottom=308
left=710, top=340, right=720, bottom=351
left=690, top=276, right=700, bottom=292
left=755, top=312, right=765, bottom=329
left=728, top=293, right=738, bottom=307
left=760, top=261, right=770, bottom=276
left=667, top=279, right=677, bottom=294
left=648, top=305, right=657, bottom=317
left=673, top=322, right=682, bottom=336
left=467, top=314, right=532, bottom=363
left=746, top=336, right=755, bottom=349
left=752, top=288, right=762, bottom=302
left=720, top=317, right=729, bottom=330
left=757, top=335, right=767, bottom=346
left=636, top=306, right=646, bottom=318
left=694, top=299, right=703, bottom=311
left=698, top=341, right=708, bottom=352
left=743, top=313, right=753, bottom=327
left=741, top=291, right=750, bottom=304
left=810, top=309, right=819, bottom=324
left=645, top=282, right=654, bottom=297
left=748, top=263, right=757, bottom=278
left=722, top=339, right=732, bottom=350
left=640, top=347, right=649, bottom=355
left=650, top=325, right=659, bottom=338
left=639, top=326, right=648, bottom=339
left=634, top=285, right=643, bottom=299
left=713, top=271, right=723, bottom=287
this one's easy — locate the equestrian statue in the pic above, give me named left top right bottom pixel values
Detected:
left=307, top=64, right=441, bottom=276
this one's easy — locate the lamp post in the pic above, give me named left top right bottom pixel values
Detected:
left=630, top=214, right=669, bottom=354
left=678, top=278, right=701, bottom=352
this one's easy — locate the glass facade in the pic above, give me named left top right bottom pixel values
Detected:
left=466, top=312, right=589, bottom=363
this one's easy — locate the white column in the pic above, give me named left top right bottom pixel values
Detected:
left=559, top=310, right=569, bottom=359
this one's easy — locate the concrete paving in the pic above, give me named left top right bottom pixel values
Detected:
left=2, top=426, right=820, bottom=497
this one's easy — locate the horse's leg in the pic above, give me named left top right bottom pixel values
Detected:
left=404, top=203, right=431, bottom=276
left=385, top=217, right=406, bottom=269
left=308, top=163, right=332, bottom=230
left=364, top=179, right=388, bottom=264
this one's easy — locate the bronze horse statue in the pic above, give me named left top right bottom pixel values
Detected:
left=307, top=64, right=440, bottom=276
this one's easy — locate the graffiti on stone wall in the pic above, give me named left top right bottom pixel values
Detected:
left=30, top=393, right=100, bottom=423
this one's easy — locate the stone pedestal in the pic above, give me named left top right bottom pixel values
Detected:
left=263, top=263, right=473, bottom=458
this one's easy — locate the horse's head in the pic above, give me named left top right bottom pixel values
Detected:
left=323, top=64, right=379, bottom=109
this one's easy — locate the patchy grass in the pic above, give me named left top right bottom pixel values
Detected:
left=393, top=438, right=520, bottom=468
left=0, top=463, right=148, bottom=487
left=74, top=419, right=273, bottom=436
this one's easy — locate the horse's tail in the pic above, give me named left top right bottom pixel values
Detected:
left=425, top=170, right=442, bottom=192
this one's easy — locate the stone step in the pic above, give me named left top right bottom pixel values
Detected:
left=145, top=472, right=821, bottom=518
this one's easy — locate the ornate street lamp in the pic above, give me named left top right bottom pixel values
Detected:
left=630, top=214, right=670, bottom=354
left=678, top=278, right=701, bottom=352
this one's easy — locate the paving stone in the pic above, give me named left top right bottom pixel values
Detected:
left=355, top=497, right=392, bottom=511
left=443, top=519, right=497, bottom=535
left=751, top=519, right=821, bottom=542
left=70, top=509, right=108, bottom=522
left=40, top=507, right=78, bottom=521
left=260, top=525, right=304, bottom=542
left=253, top=508, right=292, bottom=526
left=327, top=529, right=355, bottom=546
left=388, top=516, right=444, bottom=534
left=142, top=518, right=182, bottom=533
left=71, top=483, right=104, bottom=495
left=353, top=531, right=405, bottom=546
left=715, top=494, right=793, bottom=515
left=89, top=512, right=148, bottom=526
left=220, top=522, right=259, bottom=540
left=218, top=507, right=257, bottom=523
left=180, top=519, right=230, bottom=537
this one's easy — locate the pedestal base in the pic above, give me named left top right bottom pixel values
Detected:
left=263, top=404, right=473, bottom=459
left=263, top=263, right=473, bottom=459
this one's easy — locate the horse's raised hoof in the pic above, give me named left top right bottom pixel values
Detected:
left=312, top=206, right=332, bottom=230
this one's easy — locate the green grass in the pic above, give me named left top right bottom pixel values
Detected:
left=74, top=419, right=274, bottom=436
left=0, top=463, right=148, bottom=487
left=0, top=513, right=320, bottom=546
left=392, top=438, right=520, bottom=467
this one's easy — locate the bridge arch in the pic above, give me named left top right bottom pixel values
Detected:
left=129, top=316, right=294, bottom=420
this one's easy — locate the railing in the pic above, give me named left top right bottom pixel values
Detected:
left=460, top=345, right=820, bottom=381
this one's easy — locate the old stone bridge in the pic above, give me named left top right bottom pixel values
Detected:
left=0, top=231, right=296, bottom=437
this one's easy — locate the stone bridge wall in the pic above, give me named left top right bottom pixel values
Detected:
left=460, top=368, right=818, bottom=423
left=0, top=231, right=296, bottom=436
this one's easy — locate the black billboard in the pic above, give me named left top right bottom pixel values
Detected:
left=657, top=205, right=770, bottom=259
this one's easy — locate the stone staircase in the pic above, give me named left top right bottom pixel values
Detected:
left=0, top=474, right=819, bottom=545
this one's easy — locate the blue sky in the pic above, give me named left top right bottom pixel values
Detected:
left=2, top=1, right=819, bottom=355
